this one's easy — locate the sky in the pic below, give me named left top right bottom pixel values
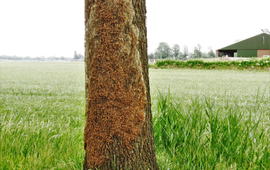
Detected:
left=0, top=0, right=269, bottom=58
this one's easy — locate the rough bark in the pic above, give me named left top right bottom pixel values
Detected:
left=84, top=0, right=159, bottom=169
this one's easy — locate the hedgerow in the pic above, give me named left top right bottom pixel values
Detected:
left=150, top=58, right=270, bottom=70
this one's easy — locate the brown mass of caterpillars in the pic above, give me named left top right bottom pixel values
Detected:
left=84, top=0, right=147, bottom=168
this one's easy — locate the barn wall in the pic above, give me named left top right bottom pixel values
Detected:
left=237, top=50, right=257, bottom=57
left=258, top=50, right=270, bottom=57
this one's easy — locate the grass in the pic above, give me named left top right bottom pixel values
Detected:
left=150, top=68, right=270, bottom=169
left=154, top=89, right=270, bottom=169
left=0, top=62, right=85, bottom=169
left=1, top=61, right=270, bottom=169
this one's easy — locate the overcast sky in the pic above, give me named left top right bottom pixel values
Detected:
left=0, top=0, right=269, bottom=58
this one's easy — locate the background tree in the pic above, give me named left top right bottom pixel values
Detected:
left=208, top=47, right=216, bottom=58
left=74, top=51, right=78, bottom=59
left=154, top=42, right=171, bottom=59
left=172, top=44, right=181, bottom=60
left=148, top=52, right=155, bottom=59
left=193, top=44, right=202, bottom=58
left=182, top=45, right=189, bottom=59
left=84, top=0, right=159, bottom=169
left=73, top=51, right=84, bottom=60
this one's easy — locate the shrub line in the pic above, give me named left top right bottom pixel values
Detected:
left=149, top=58, right=270, bottom=71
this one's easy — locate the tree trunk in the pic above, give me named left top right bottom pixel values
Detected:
left=84, top=0, right=159, bottom=169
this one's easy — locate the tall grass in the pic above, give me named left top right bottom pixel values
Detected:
left=154, top=89, right=270, bottom=169
left=0, top=62, right=85, bottom=169
left=1, top=62, right=269, bottom=169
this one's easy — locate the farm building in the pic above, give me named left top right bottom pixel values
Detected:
left=216, top=30, right=270, bottom=58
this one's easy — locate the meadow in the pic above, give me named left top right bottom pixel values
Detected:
left=1, top=61, right=270, bottom=169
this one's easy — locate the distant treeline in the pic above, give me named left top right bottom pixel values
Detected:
left=0, top=55, right=72, bottom=61
left=73, top=51, right=84, bottom=60
left=2, top=43, right=216, bottom=61
left=0, top=51, right=85, bottom=61
left=149, top=42, right=215, bottom=60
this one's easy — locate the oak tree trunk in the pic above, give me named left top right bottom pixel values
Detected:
left=84, top=0, right=159, bottom=169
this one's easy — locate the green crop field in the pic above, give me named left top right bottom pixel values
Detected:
left=1, top=61, right=270, bottom=169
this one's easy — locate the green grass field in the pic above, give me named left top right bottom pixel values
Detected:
left=1, top=61, right=270, bottom=169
